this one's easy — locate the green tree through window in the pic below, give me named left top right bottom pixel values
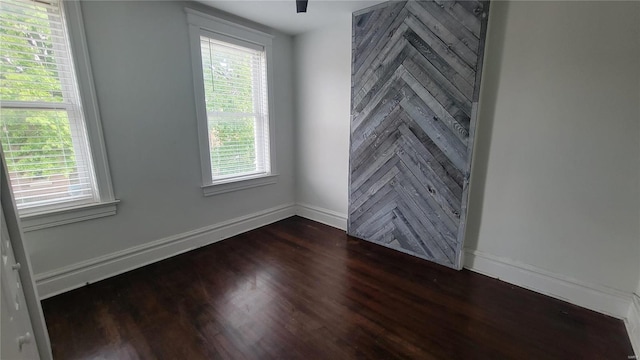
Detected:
left=1, top=0, right=95, bottom=209
left=200, top=37, right=268, bottom=179
left=1, top=0, right=75, bottom=177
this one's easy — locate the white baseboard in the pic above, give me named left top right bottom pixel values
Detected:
left=464, top=249, right=632, bottom=319
left=291, top=206, right=633, bottom=320
left=295, top=203, right=347, bottom=230
left=627, top=294, right=640, bottom=357
left=35, top=203, right=296, bottom=299
left=34, top=199, right=635, bottom=334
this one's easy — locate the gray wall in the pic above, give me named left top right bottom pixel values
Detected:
left=294, top=1, right=640, bottom=294
left=25, top=1, right=296, bottom=275
left=293, top=15, right=351, bottom=215
left=465, top=0, right=640, bottom=293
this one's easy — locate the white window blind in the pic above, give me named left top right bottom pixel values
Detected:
left=199, top=35, right=270, bottom=181
left=0, top=0, right=98, bottom=212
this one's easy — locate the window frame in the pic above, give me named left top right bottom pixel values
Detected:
left=186, top=8, right=278, bottom=197
left=1, top=0, right=117, bottom=231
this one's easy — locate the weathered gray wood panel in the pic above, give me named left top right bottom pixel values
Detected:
left=348, top=0, right=490, bottom=269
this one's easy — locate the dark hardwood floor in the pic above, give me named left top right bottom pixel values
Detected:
left=42, top=216, right=634, bottom=359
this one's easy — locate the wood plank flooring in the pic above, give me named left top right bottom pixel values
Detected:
left=42, top=216, right=635, bottom=359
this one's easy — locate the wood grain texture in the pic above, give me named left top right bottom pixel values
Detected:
left=42, top=217, right=635, bottom=359
left=348, top=0, right=490, bottom=269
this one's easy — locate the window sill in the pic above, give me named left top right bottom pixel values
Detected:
left=202, top=174, right=278, bottom=197
left=20, top=200, right=120, bottom=232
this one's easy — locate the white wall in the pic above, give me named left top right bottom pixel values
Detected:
left=293, top=15, right=351, bottom=216
left=466, top=0, right=640, bottom=293
left=636, top=259, right=640, bottom=296
left=294, top=0, right=640, bottom=296
left=25, top=1, right=295, bottom=277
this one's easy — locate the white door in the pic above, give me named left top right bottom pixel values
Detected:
left=1, top=150, right=52, bottom=359
left=1, top=206, right=39, bottom=359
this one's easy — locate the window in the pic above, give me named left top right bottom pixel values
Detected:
left=187, top=9, right=277, bottom=196
left=201, top=37, right=269, bottom=180
left=0, top=0, right=116, bottom=230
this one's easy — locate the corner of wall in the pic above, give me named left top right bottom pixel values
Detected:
left=290, top=21, right=351, bottom=218
left=291, top=32, right=302, bottom=209
left=627, top=293, right=640, bottom=357
left=295, top=203, right=347, bottom=230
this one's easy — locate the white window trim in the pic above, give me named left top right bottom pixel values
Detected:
left=201, top=173, right=278, bottom=197
left=185, top=8, right=277, bottom=197
left=16, top=1, right=117, bottom=231
left=20, top=200, right=120, bottom=232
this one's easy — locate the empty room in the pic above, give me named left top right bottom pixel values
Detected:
left=0, top=0, right=639, bottom=358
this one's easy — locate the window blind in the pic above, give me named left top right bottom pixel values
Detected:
left=199, top=36, right=270, bottom=181
left=0, top=0, right=98, bottom=211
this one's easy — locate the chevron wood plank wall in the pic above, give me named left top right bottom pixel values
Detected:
left=348, top=0, right=490, bottom=269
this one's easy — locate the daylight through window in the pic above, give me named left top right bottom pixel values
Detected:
left=0, top=0, right=99, bottom=212
left=199, top=36, right=270, bottom=181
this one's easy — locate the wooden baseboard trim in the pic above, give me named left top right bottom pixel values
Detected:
left=627, top=294, right=640, bottom=357
left=35, top=202, right=634, bottom=331
left=464, top=249, right=632, bottom=319
left=35, top=203, right=296, bottom=299
left=295, top=203, right=347, bottom=230
left=291, top=205, right=633, bottom=319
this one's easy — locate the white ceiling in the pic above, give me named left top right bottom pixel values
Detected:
left=196, top=0, right=387, bottom=35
